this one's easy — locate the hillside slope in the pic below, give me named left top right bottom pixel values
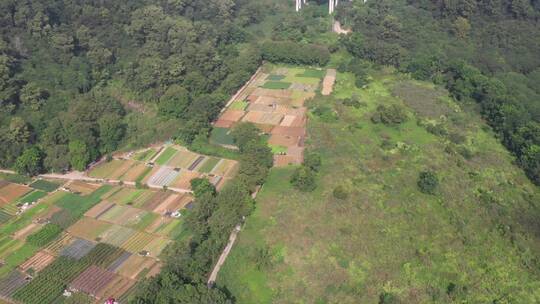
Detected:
left=218, top=66, right=540, bottom=303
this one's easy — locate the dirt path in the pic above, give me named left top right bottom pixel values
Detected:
left=207, top=186, right=261, bottom=286
left=207, top=224, right=242, bottom=286
left=39, top=172, right=192, bottom=194
left=333, top=20, right=351, bottom=34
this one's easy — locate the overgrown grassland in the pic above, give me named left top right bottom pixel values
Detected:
left=218, top=69, right=540, bottom=303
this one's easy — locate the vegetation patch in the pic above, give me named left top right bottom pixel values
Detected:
left=210, top=127, right=236, bottom=146
left=154, top=147, right=178, bottom=166
left=261, top=81, right=291, bottom=90
left=29, top=180, right=60, bottom=192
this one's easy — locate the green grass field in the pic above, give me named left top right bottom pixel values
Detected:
left=261, top=81, right=291, bottom=90
left=218, top=68, right=540, bottom=303
left=154, top=146, right=178, bottom=166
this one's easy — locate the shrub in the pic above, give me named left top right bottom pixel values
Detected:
left=290, top=166, right=316, bottom=192
left=371, top=104, right=408, bottom=125
left=304, top=151, right=322, bottom=172
left=417, top=170, right=439, bottom=194
left=333, top=185, right=349, bottom=200
left=312, top=105, right=338, bottom=122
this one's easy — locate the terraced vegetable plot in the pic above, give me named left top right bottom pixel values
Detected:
left=213, top=65, right=323, bottom=166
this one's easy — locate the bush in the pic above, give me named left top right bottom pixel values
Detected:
left=417, top=170, right=439, bottom=194
left=291, top=166, right=316, bottom=192
left=304, top=151, right=322, bottom=172
left=333, top=185, right=349, bottom=200
left=371, top=105, right=408, bottom=125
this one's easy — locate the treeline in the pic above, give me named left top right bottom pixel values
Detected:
left=0, top=0, right=268, bottom=175
left=337, top=0, right=540, bottom=184
left=261, top=41, right=330, bottom=66
left=130, top=122, right=273, bottom=303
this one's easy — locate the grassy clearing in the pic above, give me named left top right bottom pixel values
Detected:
left=154, top=146, right=177, bottom=166
left=210, top=127, right=236, bottom=146
left=219, top=68, right=540, bottom=303
left=261, top=81, right=291, bottom=90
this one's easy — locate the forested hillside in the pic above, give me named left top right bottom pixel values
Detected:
left=0, top=0, right=266, bottom=174
left=335, top=0, right=540, bottom=183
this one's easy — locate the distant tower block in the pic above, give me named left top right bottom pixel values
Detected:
left=295, top=0, right=343, bottom=15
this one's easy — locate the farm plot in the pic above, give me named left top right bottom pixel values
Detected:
left=143, top=237, right=170, bottom=257
left=69, top=265, right=117, bottom=298
left=170, top=171, right=201, bottom=190
left=106, top=252, right=132, bottom=272
left=261, top=81, right=291, bottom=89
left=87, top=159, right=125, bottom=179
left=95, top=275, right=135, bottom=300
left=229, top=100, right=248, bottom=110
left=68, top=217, right=112, bottom=241
left=44, top=233, right=75, bottom=255
left=211, top=159, right=238, bottom=177
left=133, top=148, right=158, bottom=162
left=0, top=183, right=31, bottom=205
left=120, top=231, right=155, bottom=254
left=147, top=167, right=180, bottom=187
left=98, top=205, right=147, bottom=227
left=17, top=190, right=47, bottom=204
left=0, top=270, right=28, bottom=299
left=99, top=225, right=136, bottom=247
left=0, top=210, right=12, bottom=224
left=154, top=146, right=178, bottom=166
left=19, top=250, right=56, bottom=274
left=29, top=180, right=60, bottom=192
left=114, top=255, right=157, bottom=279
left=59, top=238, right=96, bottom=260
left=166, top=148, right=199, bottom=168
left=119, top=162, right=151, bottom=182
left=153, top=193, right=192, bottom=214
left=151, top=218, right=182, bottom=238
left=107, top=188, right=145, bottom=205
left=130, top=212, right=159, bottom=230
left=84, top=200, right=115, bottom=218
left=67, top=182, right=105, bottom=199
left=140, top=191, right=172, bottom=212
left=199, top=157, right=220, bottom=173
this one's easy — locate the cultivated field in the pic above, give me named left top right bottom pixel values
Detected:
left=88, top=144, right=238, bottom=191
left=0, top=174, right=194, bottom=303
left=218, top=68, right=540, bottom=303
left=211, top=65, right=330, bottom=166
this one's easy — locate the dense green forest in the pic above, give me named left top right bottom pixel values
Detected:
left=0, top=0, right=268, bottom=174
left=334, top=0, right=540, bottom=183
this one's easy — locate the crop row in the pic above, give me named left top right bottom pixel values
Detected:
left=12, top=243, right=127, bottom=304
left=26, top=224, right=63, bottom=247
